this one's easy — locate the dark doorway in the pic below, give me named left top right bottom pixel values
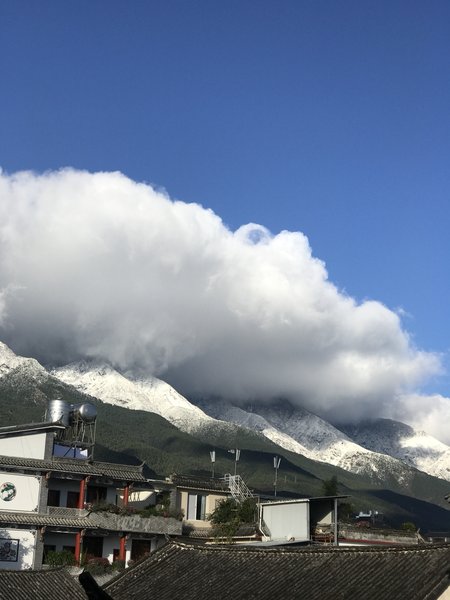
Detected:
left=83, top=536, right=104, bottom=559
left=131, top=539, right=151, bottom=561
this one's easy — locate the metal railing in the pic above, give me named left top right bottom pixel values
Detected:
left=223, top=474, right=254, bottom=503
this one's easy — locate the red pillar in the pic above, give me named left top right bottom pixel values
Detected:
left=123, top=483, right=129, bottom=507
left=75, top=478, right=87, bottom=565
left=75, top=531, right=82, bottom=565
left=78, top=477, right=86, bottom=509
left=119, top=534, right=127, bottom=561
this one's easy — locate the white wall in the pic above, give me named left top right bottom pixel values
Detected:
left=0, top=473, right=41, bottom=512
left=0, top=433, right=47, bottom=460
left=0, top=528, right=36, bottom=570
left=180, top=490, right=228, bottom=525
left=261, top=501, right=310, bottom=542
left=126, top=490, right=156, bottom=509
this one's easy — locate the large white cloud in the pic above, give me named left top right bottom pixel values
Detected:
left=391, top=393, right=450, bottom=443
left=0, top=168, right=441, bottom=422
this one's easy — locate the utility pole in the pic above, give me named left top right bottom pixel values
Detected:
left=234, top=449, right=240, bottom=476
left=228, top=448, right=241, bottom=476
left=210, top=450, right=216, bottom=478
left=273, top=456, right=281, bottom=497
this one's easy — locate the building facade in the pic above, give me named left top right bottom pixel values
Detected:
left=0, top=417, right=182, bottom=570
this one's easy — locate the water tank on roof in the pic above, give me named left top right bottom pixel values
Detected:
left=47, top=399, right=70, bottom=427
left=72, top=403, right=97, bottom=422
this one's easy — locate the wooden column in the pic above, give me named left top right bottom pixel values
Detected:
left=119, top=534, right=127, bottom=562
left=119, top=484, right=130, bottom=562
left=75, top=531, right=82, bottom=564
left=75, top=478, right=88, bottom=565
left=123, top=483, right=130, bottom=507
left=78, top=477, right=86, bottom=510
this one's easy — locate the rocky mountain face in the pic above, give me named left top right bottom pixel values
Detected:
left=340, top=419, right=450, bottom=483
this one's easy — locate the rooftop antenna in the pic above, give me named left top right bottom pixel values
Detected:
left=228, top=448, right=241, bottom=476
left=273, top=456, right=281, bottom=497
left=210, top=450, right=216, bottom=478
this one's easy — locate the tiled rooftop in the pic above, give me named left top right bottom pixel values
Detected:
left=0, top=455, right=147, bottom=481
left=104, top=540, right=450, bottom=600
left=0, top=510, right=182, bottom=535
left=170, top=474, right=230, bottom=493
left=0, top=567, right=88, bottom=599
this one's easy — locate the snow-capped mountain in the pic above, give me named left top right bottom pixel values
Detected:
left=340, top=419, right=450, bottom=483
left=51, top=357, right=450, bottom=484
left=196, top=399, right=416, bottom=483
left=0, top=341, right=47, bottom=383
left=2, top=340, right=450, bottom=485
left=52, top=360, right=403, bottom=481
left=52, top=361, right=401, bottom=481
left=51, top=361, right=219, bottom=435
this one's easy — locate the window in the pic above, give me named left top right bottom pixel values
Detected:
left=47, top=489, right=61, bottom=507
left=187, top=494, right=207, bottom=520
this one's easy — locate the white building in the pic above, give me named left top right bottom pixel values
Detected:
left=0, top=411, right=182, bottom=570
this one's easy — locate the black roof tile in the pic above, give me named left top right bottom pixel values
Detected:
left=105, top=540, right=450, bottom=600
left=0, top=510, right=183, bottom=535
left=170, top=474, right=229, bottom=492
left=0, top=455, right=146, bottom=481
left=0, top=567, right=88, bottom=599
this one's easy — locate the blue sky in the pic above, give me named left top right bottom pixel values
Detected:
left=1, top=1, right=449, bottom=395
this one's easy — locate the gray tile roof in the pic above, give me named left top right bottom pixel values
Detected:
left=104, top=540, right=450, bottom=600
left=170, top=474, right=230, bottom=493
left=0, top=567, right=88, bottom=599
left=0, top=511, right=94, bottom=528
left=0, top=510, right=182, bottom=535
left=0, top=455, right=146, bottom=481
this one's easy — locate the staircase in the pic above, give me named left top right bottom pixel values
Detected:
left=223, top=474, right=254, bottom=503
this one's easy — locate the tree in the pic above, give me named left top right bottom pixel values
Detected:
left=208, top=498, right=258, bottom=542
left=321, top=475, right=338, bottom=496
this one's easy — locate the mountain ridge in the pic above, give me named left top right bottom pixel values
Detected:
left=50, top=357, right=450, bottom=485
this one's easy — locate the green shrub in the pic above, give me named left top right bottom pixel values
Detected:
left=45, top=550, right=76, bottom=567
left=84, top=556, right=110, bottom=575
left=208, top=497, right=258, bottom=542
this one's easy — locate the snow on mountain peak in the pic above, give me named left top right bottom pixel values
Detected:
left=0, top=341, right=47, bottom=381
left=340, top=418, right=450, bottom=482
left=52, top=361, right=215, bottom=433
left=3, top=339, right=450, bottom=485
